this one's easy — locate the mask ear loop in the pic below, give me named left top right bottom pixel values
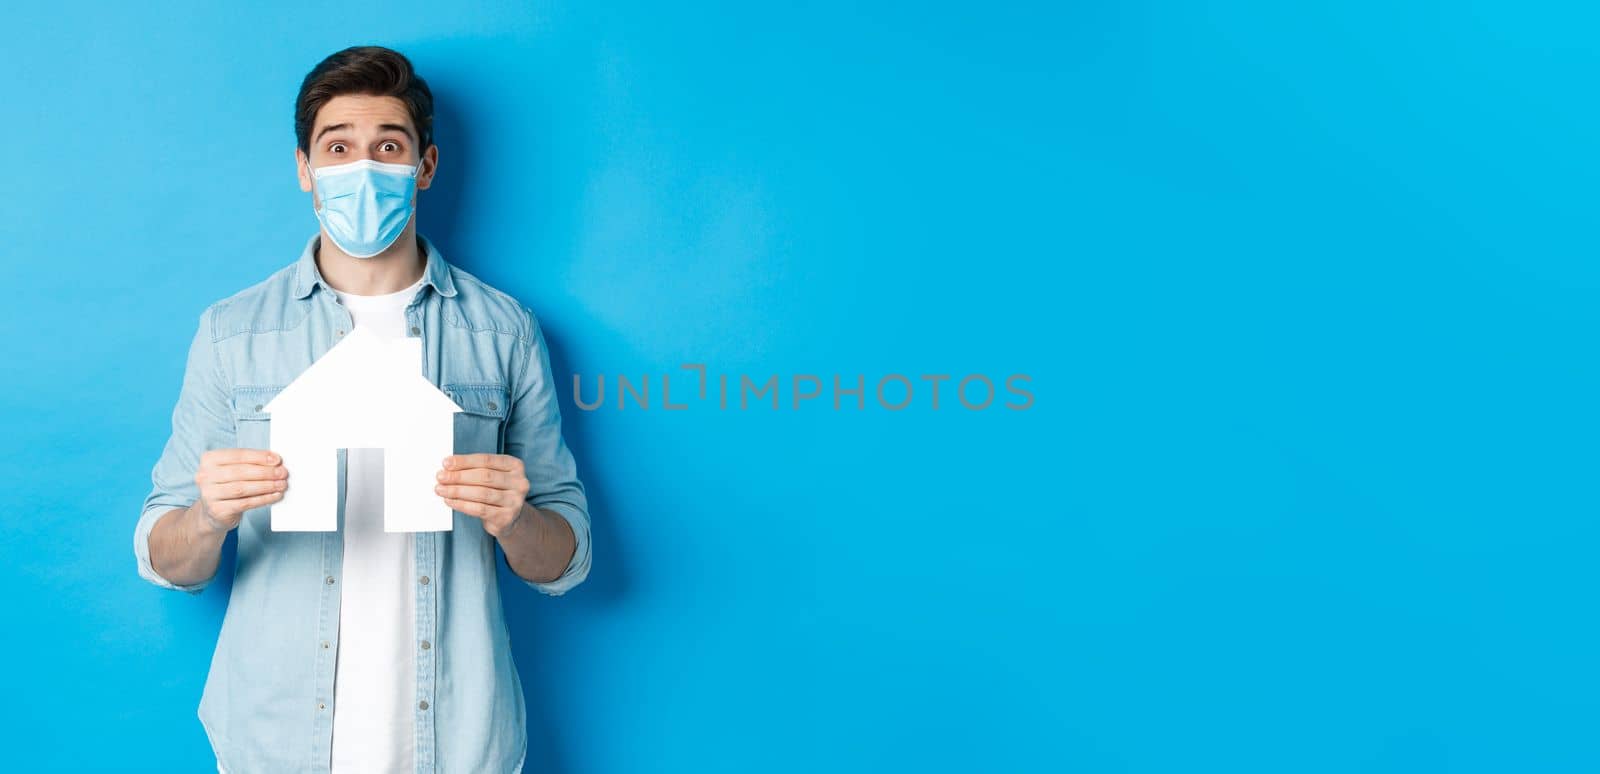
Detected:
left=306, top=153, right=324, bottom=215
left=408, top=153, right=425, bottom=210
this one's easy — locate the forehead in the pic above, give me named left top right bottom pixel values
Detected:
left=314, top=94, right=413, bottom=134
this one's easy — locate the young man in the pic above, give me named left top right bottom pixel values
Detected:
left=133, top=46, right=591, bottom=773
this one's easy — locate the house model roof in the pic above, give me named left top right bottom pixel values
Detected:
left=262, top=325, right=463, bottom=420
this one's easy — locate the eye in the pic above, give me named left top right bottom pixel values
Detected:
left=381, top=141, right=399, bottom=153
left=329, top=143, right=347, bottom=154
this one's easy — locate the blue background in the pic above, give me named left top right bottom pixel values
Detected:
left=1, top=1, right=1595, bottom=771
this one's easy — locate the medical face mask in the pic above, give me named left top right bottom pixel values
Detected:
left=308, top=156, right=424, bottom=258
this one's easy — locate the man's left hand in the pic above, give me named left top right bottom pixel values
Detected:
left=436, top=453, right=530, bottom=538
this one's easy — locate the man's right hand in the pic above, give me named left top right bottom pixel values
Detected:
left=193, top=448, right=288, bottom=533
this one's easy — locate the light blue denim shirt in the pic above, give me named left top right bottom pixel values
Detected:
left=134, top=232, right=591, bottom=773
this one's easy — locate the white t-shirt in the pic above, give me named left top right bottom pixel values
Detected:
left=219, top=272, right=427, bottom=774
left=330, top=273, right=425, bottom=773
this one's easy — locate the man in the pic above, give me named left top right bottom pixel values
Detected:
left=133, top=46, right=591, bottom=773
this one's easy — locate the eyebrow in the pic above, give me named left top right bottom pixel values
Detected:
left=314, top=122, right=416, bottom=144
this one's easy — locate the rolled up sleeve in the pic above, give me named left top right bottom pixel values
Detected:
left=135, top=304, right=233, bottom=594
left=501, top=306, right=592, bottom=596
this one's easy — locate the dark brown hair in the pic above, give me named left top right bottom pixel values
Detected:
left=295, top=46, right=434, bottom=155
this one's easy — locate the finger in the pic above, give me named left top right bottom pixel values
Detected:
left=212, top=478, right=288, bottom=501
left=441, top=498, right=489, bottom=518
left=438, top=466, right=509, bottom=487
left=208, top=448, right=280, bottom=467
left=435, top=484, right=515, bottom=507
left=223, top=490, right=286, bottom=514
left=209, top=463, right=288, bottom=484
left=444, top=453, right=519, bottom=473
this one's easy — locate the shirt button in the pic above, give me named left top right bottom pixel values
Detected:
left=487, top=401, right=498, bottom=411
left=420, top=640, right=431, bottom=650
left=317, top=702, right=326, bottom=711
left=336, top=330, right=345, bottom=337
left=321, top=640, right=330, bottom=649
left=419, top=575, right=430, bottom=585
left=255, top=404, right=264, bottom=412
left=410, top=326, right=420, bottom=335
left=418, top=700, right=430, bottom=711
left=325, top=575, right=336, bottom=585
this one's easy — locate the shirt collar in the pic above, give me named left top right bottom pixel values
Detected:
left=292, top=232, right=458, bottom=300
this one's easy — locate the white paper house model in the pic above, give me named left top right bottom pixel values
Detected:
left=262, top=325, right=462, bottom=532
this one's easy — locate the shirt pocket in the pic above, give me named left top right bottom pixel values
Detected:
left=444, top=382, right=510, bottom=455
left=230, top=385, right=284, bottom=452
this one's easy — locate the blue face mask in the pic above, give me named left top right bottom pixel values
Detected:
left=308, top=156, right=424, bottom=258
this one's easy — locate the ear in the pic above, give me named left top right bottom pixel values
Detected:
left=416, top=144, right=439, bottom=191
left=296, top=148, right=313, bottom=194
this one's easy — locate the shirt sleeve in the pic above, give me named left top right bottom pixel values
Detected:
left=134, top=304, right=233, bottom=594
left=500, top=306, right=592, bottom=596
